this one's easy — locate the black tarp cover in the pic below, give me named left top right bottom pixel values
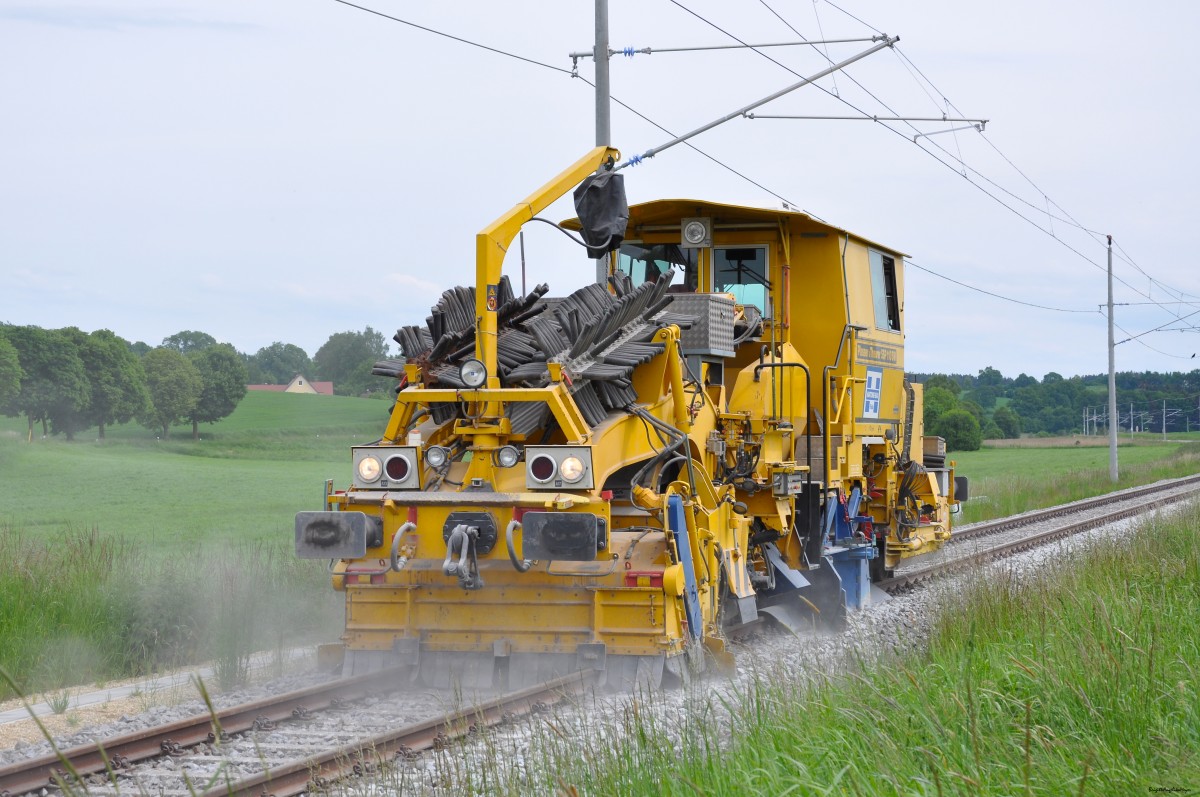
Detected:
left=572, top=170, right=628, bottom=259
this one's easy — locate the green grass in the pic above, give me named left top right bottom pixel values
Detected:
left=952, top=442, right=1200, bottom=523
left=0, top=525, right=340, bottom=699
left=442, top=503, right=1200, bottom=796
left=0, top=391, right=388, bottom=550
left=0, top=391, right=385, bottom=698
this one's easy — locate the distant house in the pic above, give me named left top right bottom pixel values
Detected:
left=247, top=375, right=334, bottom=395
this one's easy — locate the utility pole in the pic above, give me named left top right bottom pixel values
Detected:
left=594, top=0, right=610, bottom=147
left=592, top=0, right=611, bottom=288
left=1107, top=235, right=1118, bottom=480
left=1163, top=398, right=1167, bottom=441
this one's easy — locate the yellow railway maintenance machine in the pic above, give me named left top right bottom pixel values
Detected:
left=296, top=147, right=965, bottom=689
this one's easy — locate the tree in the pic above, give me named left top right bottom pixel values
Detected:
left=140, top=348, right=202, bottom=438
left=936, top=409, right=982, bottom=451
left=187, top=344, right=248, bottom=439
left=53, top=328, right=150, bottom=440
left=992, top=405, right=1021, bottom=438
left=923, top=386, right=958, bottom=429
left=314, top=326, right=391, bottom=396
left=162, top=330, right=217, bottom=354
left=0, top=334, right=22, bottom=410
left=923, top=374, right=961, bottom=397
left=247, top=341, right=313, bottom=385
left=960, top=399, right=984, bottom=424
left=0, top=325, right=90, bottom=439
left=976, top=366, right=1004, bottom=388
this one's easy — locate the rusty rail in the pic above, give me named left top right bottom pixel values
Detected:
left=203, top=669, right=598, bottom=797
left=880, top=475, right=1200, bottom=591
left=0, top=667, right=404, bottom=796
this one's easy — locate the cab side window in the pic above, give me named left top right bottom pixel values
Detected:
left=869, top=250, right=900, bottom=332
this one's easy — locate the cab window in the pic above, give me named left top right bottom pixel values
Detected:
left=616, top=243, right=697, bottom=290
left=869, top=250, right=900, bottom=332
left=715, top=246, right=769, bottom=313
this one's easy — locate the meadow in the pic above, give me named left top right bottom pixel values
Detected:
left=0, top=391, right=385, bottom=697
left=0, top=391, right=387, bottom=551
left=953, top=439, right=1200, bottom=523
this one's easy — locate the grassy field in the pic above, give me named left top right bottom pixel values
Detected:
left=952, top=440, right=1200, bottom=523
left=0, top=391, right=385, bottom=697
left=0, top=391, right=387, bottom=551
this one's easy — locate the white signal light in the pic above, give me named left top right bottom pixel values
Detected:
left=459, top=358, right=488, bottom=389
left=356, top=455, right=382, bottom=483
left=426, top=446, right=449, bottom=468
left=559, top=455, right=586, bottom=483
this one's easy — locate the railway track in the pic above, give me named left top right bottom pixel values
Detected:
left=0, top=669, right=596, bottom=797
left=881, top=473, right=1200, bottom=590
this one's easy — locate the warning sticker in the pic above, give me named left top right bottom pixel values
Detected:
left=485, top=283, right=499, bottom=312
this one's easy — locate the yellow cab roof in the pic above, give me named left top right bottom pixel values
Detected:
left=563, top=198, right=907, bottom=259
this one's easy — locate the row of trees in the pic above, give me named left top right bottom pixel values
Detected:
left=920, top=374, right=1021, bottom=451
left=245, top=327, right=392, bottom=398
left=915, top=365, right=1200, bottom=448
left=0, top=324, right=395, bottom=441
left=0, top=326, right=247, bottom=440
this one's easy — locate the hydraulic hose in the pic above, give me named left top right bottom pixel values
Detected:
left=506, top=519, right=531, bottom=572
left=389, top=521, right=417, bottom=572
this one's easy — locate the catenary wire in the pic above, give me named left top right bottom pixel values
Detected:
left=328, top=0, right=572, bottom=74
left=889, top=41, right=1199, bottom=305
left=712, top=0, right=1182, bottom=311
left=694, top=0, right=1200, bottom=345
left=329, top=0, right=1176, bottom=333
left=907, top=261, right=1095, bottom=314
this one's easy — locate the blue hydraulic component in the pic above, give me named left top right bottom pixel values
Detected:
left=827, top=546, right=875, bottom=610
left=667, top=495, right=703, bottom=640
left=825, top=487, right=877, bottom=610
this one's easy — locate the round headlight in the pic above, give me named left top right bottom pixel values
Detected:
left=459, top=358, right=488, bottom=389
left=425, top=445, right=448, bottom=468
left=683, top=219, right=708, bottom=245
left=385, top=454, right=411, bottom=481
left=559, top=455, right=585, bottom=483
left=496, top=445, right=520, bottom=468
left=529, top=454, right=556, bottom=483
left=357, top=455, right=382, bottom=483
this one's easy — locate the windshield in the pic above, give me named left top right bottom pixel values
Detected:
left=616, top=243, right=697, bottom=291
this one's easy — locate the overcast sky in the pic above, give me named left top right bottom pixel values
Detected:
left=3, top=1, right=1198, bottom=380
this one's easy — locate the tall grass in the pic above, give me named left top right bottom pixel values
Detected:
left=0, top=523, right=340, bottom=700
left=389, top=503, right=1200, bottom=796
left=956, top=442, right=1200, bottom=523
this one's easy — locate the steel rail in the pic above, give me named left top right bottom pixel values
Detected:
left=946, top=472, right=1200, bottom=545
left=880, top=478, right=1200, bottom=591
left=0, top=667, right=406, bottom=796
left=201, top=669, right=599, bottom=797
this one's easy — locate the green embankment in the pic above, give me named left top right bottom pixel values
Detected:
left=510, top=501, right=1200, bottom=796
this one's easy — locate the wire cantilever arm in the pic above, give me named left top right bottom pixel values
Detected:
left=616, top=35, right=898, bottom=169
